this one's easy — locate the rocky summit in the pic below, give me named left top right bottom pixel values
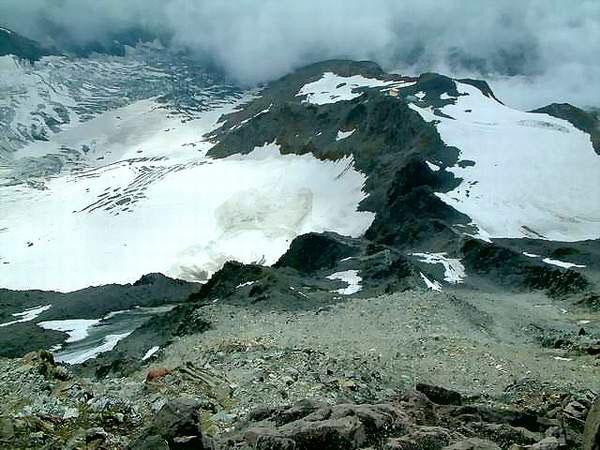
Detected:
left=0, top=22, right=599, bottom=450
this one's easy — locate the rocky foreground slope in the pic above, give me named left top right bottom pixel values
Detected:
left=1, top=348, right=599, bottom=449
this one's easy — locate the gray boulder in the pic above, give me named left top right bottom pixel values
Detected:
left=584, top=396, right=600, bottom=450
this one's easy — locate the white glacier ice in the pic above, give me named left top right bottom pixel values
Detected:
left=0, top=94, right=374, bottom=291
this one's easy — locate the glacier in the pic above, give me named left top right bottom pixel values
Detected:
left=0, top=49, right=376, bottom=292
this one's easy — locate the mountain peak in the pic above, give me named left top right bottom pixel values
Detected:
left=0, top=25, right=55, bottom=61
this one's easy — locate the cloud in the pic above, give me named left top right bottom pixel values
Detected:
left=1, top=0, right=599, bottom=109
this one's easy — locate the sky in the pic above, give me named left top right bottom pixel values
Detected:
left=1, top=0, right=599, bottom=110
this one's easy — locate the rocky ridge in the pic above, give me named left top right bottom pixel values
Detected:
left=1, top=351, right=599, bottom=449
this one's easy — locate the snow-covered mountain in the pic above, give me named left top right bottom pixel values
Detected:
left=0, top=32, right=599, bottom=372
left=409, top=81, right=600, bottom=242
left=1, top=45, right=599, bottom=296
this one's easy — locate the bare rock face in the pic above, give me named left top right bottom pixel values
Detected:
left=223, top=401, right=409, bottom=450
left=443, top=438, right=501, bottom=449
left=207, top=384, right=593, bottom=449
left=385, top=426, right=452, bottom=449
left=131, top=397, right=204, bottom=450
left=584, top=396, right=600, bottom=450
left=416, top=383, right=462, bottom=406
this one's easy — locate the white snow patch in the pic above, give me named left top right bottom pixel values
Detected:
left=415, top=91, right=426, bottom=100
left=289, top=287, right=310, bottom=299
left=297, top=72, right=401, bottom=105
left=409, top=82, right=600, bottom=242
left=235, top=104, right=272, bottom=129
left=522, top=252, right=585, bottom=268
left=542, top=258, right=586, bottom=269
left=440, top=93, right=454, bottom=100
left=0, top=304, right=52, bottom=327
left=102, top=309, right=130, bottom=320
left=336, top=129, right=356, bottom=141
left=0, top=27, right=12, bottom=35
left=326, top=270, right=362, bottom=295
left=419, top=272, right=442, bottom=292
left=142, top=346, right=160, bottom=361
left=553, top=356, right=572, bottom=362
left=457, top=223, right=493, bottom=243
left=236, top=281, right=256, bottom=289
left=412, top=252, right=466, bottom=284
left=56, top=331, right=133, bottom=365
left=38, top=319, right=101, bottom=343
left=425, top=161, right=441, bottom=172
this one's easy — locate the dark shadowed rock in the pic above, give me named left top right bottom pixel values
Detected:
left=229, top=400, right=408, bottom=450
left=460, top=239, right=589, bottom=298
left=132, top=398, right=203, bottom=450
left=584, top=396, right=600, bottom=450
left=386, top=426, right=451, bottom=449
left=280, top=415, right=367, bottom=449
left=130, top=434, right=170, bottom=450
left=255, top=434, right=297, bottom=450
left=0, top=27, right=55, bottom=61
left=443, top=438, right=500, bottom=449
left=275, top=232, right=359, bottom=273
left=417, top=383, right=463, bottom=406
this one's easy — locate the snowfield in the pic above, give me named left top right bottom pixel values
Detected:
left=38, top=319, right=101, bottom=343
left=327, top=270, right=362, bottom=295
left=409, top=82, right=600, bottom=242
left=0, top=304, right=52, bottom=328
left=55, top=331, right=133, bottom=365
left=297, top=72, right=414, bottom=105
left=0, top=94, right=374, bottom=291
left=419, top=272, right=442, bottom=292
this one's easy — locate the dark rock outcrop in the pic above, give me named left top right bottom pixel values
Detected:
left=208, top=384, right=592, bottom=449
left=532, top=103, right=600, bottom=155
left=584, top=396, right=600, bottom=450
left=132, top=398, right=204, bottom=450
left=275, top=232, right=359, bottom=273
left=0, top=27, right=54, bottom=61
left=416, top=383, right=463, bottom=406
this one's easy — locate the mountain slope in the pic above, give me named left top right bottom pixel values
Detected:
left=0, top=54, right=598, bottom=369
left=1, top=56, right=599, bottom=295
left=0, top=26, right=53, bottom=61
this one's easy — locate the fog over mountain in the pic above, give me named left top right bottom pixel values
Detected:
left=1, top=0, right=598, bottom=109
